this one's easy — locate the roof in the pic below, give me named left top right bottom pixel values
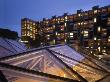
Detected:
left=0, top=38, right=27, bottom=58
left=0, top=44, right=109, bottom=82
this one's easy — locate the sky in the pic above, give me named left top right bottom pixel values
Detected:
left=0, top=0, right=110, bottom=36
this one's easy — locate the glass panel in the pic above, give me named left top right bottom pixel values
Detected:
left=51, top=51, right=108, bottom=82
left=0, top=38, right=16, bottom=53
left=0, top=49, right=80, bottom=81
left=6, top=39, right=27, bottom=51
left=0, top=47, right=14, bottom=58
left=49, top=45, right=105, bottom=70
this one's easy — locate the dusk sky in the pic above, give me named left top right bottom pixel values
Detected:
left=0, top=0, right=110, bottom=36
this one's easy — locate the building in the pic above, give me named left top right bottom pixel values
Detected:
left=21, top=5, right=110, bottom=56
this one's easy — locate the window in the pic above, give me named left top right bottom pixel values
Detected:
left=56, top=32, right=58, bottom=35
left=94, top=18, right=97, bottom=22
left=102, top=8, right=107, bottom=12
left=98, top=47, right=101, bottom=52
left=108, top=7, right=110, bottom=13
left=94, top=10, right=98, bottom=14
left=94, top=37, right=97, bottom=40
left=84, top=31, right=88, bottom=37
left=102, top=50, right=106, bottom=53
left=65, top=16, right=68, bottom=21
left=81, top=22, right=83, bottom=25
left=65, top=23, right=67, bottom=27
left=70, top=33, right=73, bottom=38
left=78, top=23, right=80, bottom=25
left=108, top=36, right=110, bottom=42
left=98, top=27, right=101, bottom=32
left=65, top=16, right=67, bottom=19
left=108, top=18, right=110, bottom=22
left=70, top=33, right=73, bottom=36
left=78, top=14, right=81, bottom=17
left=84, top=22, right=87, bottom=25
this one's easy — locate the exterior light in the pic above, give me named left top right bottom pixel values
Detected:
left=20, top=41, right=28, bottom=43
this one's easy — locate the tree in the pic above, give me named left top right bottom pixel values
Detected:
left=0, top=28, right=18, bottom=40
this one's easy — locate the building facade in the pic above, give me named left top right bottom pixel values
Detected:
left=21, top=5, right=110, bottom=55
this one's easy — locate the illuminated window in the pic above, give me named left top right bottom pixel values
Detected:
left=65, top=16, right=67, bottom=19
left=65, top=16, right=68, bottom=21
left=94, top=10, right=98, bottom=14
left=98, top=47, right=101, bottom=52
left=47, top=38, right=50, bottom=40
left=94, top=37, right=97, bottom=40
left=81, top=22, right=83, bottom=25
left=78, top=14, right=81, bottom=16
left=108, top=18, right=110, bottom=22
left=27, top=31, right=30, bottom=36
left=78, top=23, right=80, bottom=25
left=94, top=18, right=97, bottom=22
left=108, top=7, right=110, bottom=12
left=53, top=25, right=55, bottom=28
left=65, top=23, right=67, bottom=27
left=84, top=22, right=87, bottom=25
left=108, top=36, right=110, bottom=42
left=47, top=35, right=50, bottom=37
left=30, top=35, right=33, bottom=38
left=98, top=26, right=101, bottom=32
left=33, top=23, right=35, bottom=25
left=98, top=43, right=100, bottom=45
left=70, top=33, right=73, bottom=38
left=56, top=32, right=58, bottom=35
left=90, top=51, right=93, bottom=54
left=53, top=40, right=55, bottom=44
left=102, top=50, right=106, bottom=53
left=70, top=33, right=73, bottom=36
left=84, top=31, right=88, bottom=37
left=61, top=28, right=64, bottom=31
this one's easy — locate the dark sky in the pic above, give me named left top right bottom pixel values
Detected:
left=0, top=0, right=110, bottom=36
